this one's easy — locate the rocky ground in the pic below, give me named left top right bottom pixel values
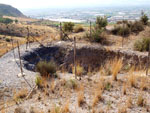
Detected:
left=0, top=41, right=150, bottom=113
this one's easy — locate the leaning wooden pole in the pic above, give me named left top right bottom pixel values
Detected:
left=74, top=37, right=77, bottom=79
left=17, top=41, right=32, bottom=88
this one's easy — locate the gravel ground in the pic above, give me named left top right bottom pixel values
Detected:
left=0, top=43, right=40, bottom=89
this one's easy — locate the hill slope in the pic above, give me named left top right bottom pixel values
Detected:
left=0, top=4, right=25, bottom=17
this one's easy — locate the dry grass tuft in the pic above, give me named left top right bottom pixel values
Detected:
left=14, top=107, right=26, bottom=113
left=112, top=59, right=123, bottom=81
left=122, top=82, right=127, bottom=95
left=118, top=106, right=127, bottom=113
left=126, top=96, right=132, bottom=108
left=140, top=77, right=148, bottom=91
left=13, top=88, right=28, bottom=102
left=62, top=100, right=70, bottom=113
left=128, top=67, right=136, bottom=87
left=50, top=79, right=55, bottom=93
left=72, top=64, right=84, bottom=76
left=77, top=90, right=85, bottom=107
left=92, top=89, right=102, bottom=107
left=137, top=94, right=146, bottom=107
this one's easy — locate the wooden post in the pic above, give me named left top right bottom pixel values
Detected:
left=74, top=37, right=77, bottom=79
left=26, top=27, right=30, bottom=50
left=60, top=22, right=62, bottom=39
left=11, top=36, right=16, bottom=59
left=146, top=43, right=150, bottom=75
left=90, top=21, right=92, bottom=39
left=17, top=41, right=32, bottom=88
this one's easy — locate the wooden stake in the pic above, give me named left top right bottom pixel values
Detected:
left=90, top=21, right=92, bottom=39
left=11, top=36, right=16, bottom=59
left=146, top=43, right=150, bottom=75
left=74, top=37, right=77, bottom=79
left=17, top=41, right=32, bottom=88
left=60, top=22, right=63, bottom=39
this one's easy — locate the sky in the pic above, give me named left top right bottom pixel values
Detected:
left=0, top=0, right=150, bottom=9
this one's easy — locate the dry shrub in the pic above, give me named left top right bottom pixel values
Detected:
left=74, top=25, right=84, bottom=33
left=112, top=59, right=123, bottom=81
left=13, top=88, right=28, bottom=101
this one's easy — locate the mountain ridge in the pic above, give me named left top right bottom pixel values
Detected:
left=0, top=4, right=25, bottom=17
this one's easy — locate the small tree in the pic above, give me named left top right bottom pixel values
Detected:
left=140, top=14, right=149, bottom=25
left=63, top=22, right=75, bottom=32
left=96, top=16, right=108, bottom=29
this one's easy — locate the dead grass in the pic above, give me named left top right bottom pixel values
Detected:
left=111, top=59, right=123, bottom=81
left=62, top=100, right=70, bottom=113
left=137, top=93, right=146, bottom=107
left=77, top=90, right=85, bottom=107
left=72, top=64, right=84, bottom=76
left=140, top=76, right=148, bottom=91
left=13, top=88, right=28, bottom=102
left=128, top=67, right=136, bottom=87
left=118, top=106, right=127, bottom=113
left=126, top=96, right=132, bottom=108
left=122, top=82, right=127, bottom=95
left=92, top=89, right=102, bottom=107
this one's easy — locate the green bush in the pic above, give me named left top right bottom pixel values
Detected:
left=134, top=37, right=150, bottom=52
left=85, top=28, right=106, bottom=43
left=5, top=38, right=11, bottom=42
left=63, top=22, right=75, bottom=32
left=36, top=60, right=57, bottom=77
left=96, top=16, right=108, bottom=29
left=140, top=14, right=149, bottom=25
left=129, top=21, right=144, bottom=33
left=74, top=25, right=84, bottom=33
left=0, top=17, right=13, bottom=24
left=112, top=25, right=130, bottom=37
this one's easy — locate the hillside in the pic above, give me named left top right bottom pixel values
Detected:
left=0, top=4, right=25, bottom=17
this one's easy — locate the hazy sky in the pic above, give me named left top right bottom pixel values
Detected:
left=0, top=0, right=149, bottom=9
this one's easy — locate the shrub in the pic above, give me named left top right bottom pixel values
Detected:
left=0, top=17, right=13, bottom=24
left=134, top=37, right=150, bottom=52
left=85, top=28, right=106, bottom=43
left=36, top=60, right=57, bottom=77
left=63, top=22, right=75, bottom=32
left=74, top=25, right=84, bottom=33
left=5, top=37, right=11, bottom=42
left=140, top=14, right=149, bottom=25
left=129, top=21, right=144, bottom=33
left=96, top=16, right=108, bottom=29
left=112, top=25, right=130, bottom=37
left=35, top=75, right=43, bottom=88
left=72, top=64, right=84, bottom=76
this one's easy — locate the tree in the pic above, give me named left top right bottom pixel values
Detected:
left=96, top=16, right=108, bottom=29
left=140, top=14, right=149, bottom=25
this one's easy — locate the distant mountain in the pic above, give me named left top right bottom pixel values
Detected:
left=0, top=4, right=25, bottom=17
